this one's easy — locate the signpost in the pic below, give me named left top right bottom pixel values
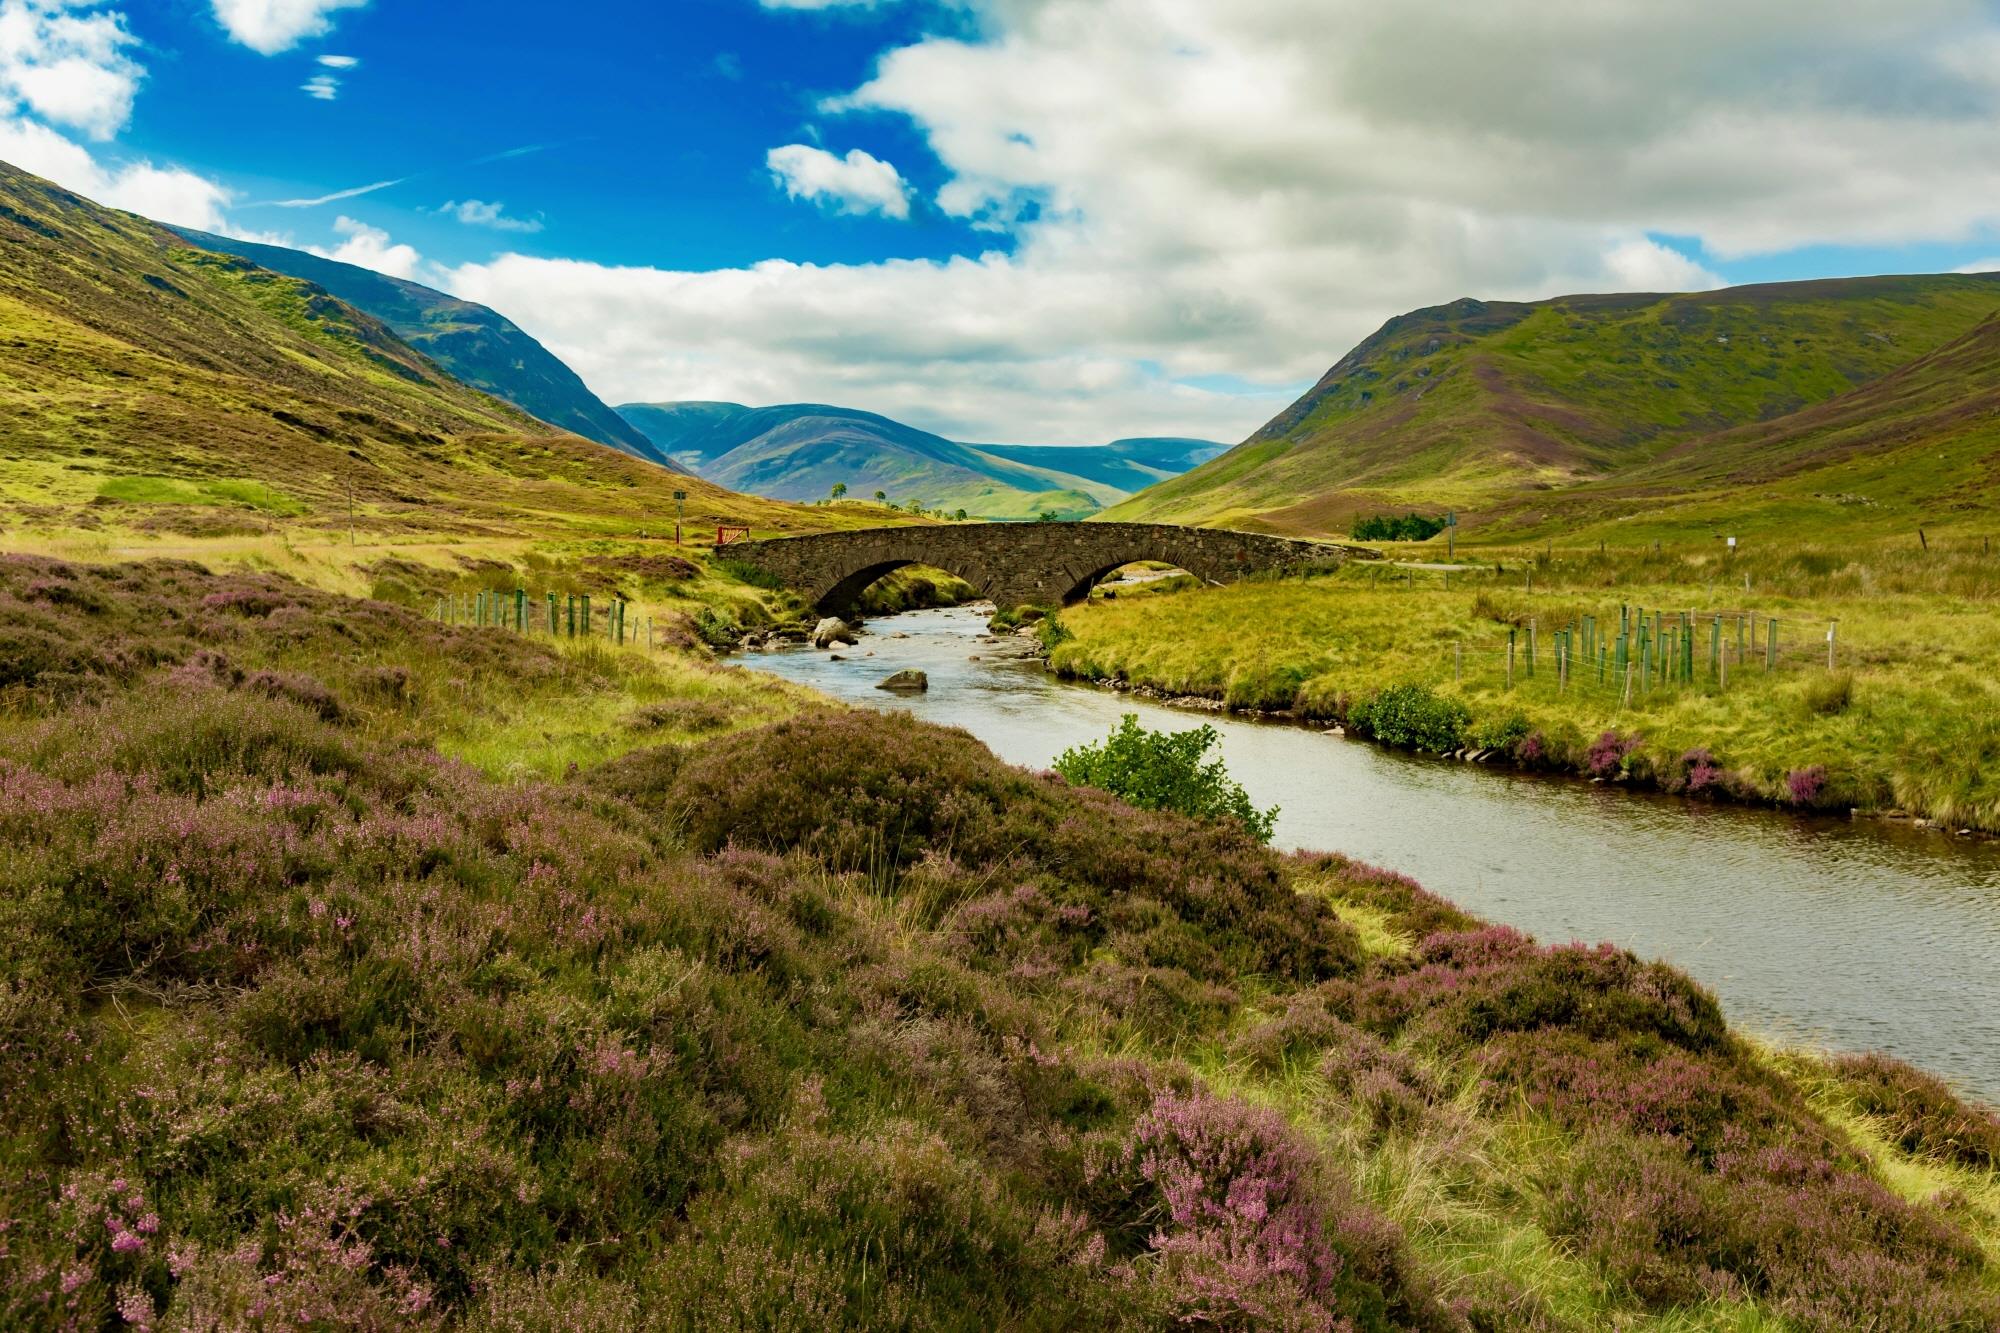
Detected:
left=1445, top=510, right=1457, bottom=559
left=673, top=490, right=687, bottom=545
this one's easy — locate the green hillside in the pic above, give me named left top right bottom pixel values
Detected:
left=172, top=228, right=675, bottom=468
left=620, top=401, right=1119, bottom=519
left=0, top=160, right=853, bottom=564
left=1111, top=274, right=2000, bottom=536
left=976, top=437, right=1228, bottom=493
left=1491, top=312, right=2000, bottom=541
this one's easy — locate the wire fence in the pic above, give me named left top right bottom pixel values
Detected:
left=435, top=588, right=662, bottom=650
left=1415, top=606, right=1845, bottom=709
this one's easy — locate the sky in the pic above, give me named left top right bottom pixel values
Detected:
left=5, top=0, right=2000, bottom=446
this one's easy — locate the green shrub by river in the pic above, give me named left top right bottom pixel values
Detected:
left=1, top=554, right=1996, bottom=1329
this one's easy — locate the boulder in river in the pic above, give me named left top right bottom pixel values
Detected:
left=812, top=617, right=858, bottom=649
left=877, top=669, right=929, bottom=692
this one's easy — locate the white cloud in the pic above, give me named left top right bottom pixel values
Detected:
left=766, top=143, right=912, bottom=220
left=481, top=0, right=2000, bottom=444
left=316, top=53, right=357, bottom=68
left=1954, top=258, right=2000, bottom=274
left=313, top=214, right=423, bottom=279
left=1602, top=239, right=1725, bottom=294
left=439, top=198, right=543, bottom=233
left=0, top=3, right=232, bottom=231
left=0, top=0, right=144, bottom=139
left=300, top=72, right=337, bottom=99
left=267, top=175, right=404, bottom=207
left=209, top=0, right=367, bottom=55
left=0, top=115, right=232, bottom=229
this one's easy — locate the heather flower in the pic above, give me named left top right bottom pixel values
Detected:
left=1786, top=765, right=1829, bottom=806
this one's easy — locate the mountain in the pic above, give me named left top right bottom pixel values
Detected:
left=169, top=227, right=676, bottom=469
left=614, top=401, right=754, bottom=471
left=977, top=437, right=1229, bottom=494
left=618, top=401, right=1114, bottom=519
left=1496, top=312, right=2000, bottom=541
left=618, top=403, right=1225, bottom=519
left=0, top=160, right=814, bottom=545
left=1110, top=273, right=2000, bottom=535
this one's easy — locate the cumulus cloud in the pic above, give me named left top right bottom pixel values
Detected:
left=429, top=0, right=2000, bottom=445
left=0, top=115, right=230, bottom=228
left=766, top=143, right=912, bottom=220
left=439, top=198, right=543, bottom=233
left=209, top=0, right=367, bottom=55
left=312, top=214, right=424, bottom=279
left=0, top=1, right=234, bottom=231
left=0, top=0, right=144, bottom=140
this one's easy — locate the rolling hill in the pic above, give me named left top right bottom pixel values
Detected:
left=618, top=402, right=1224, bottom=520
left=0, top=160, right=837, bottom=552
left=169, top=227, right=676, bottom=468
left=1111, top=273, right=2000, bottom=536
left=976, top=437, right=1229, bottom=493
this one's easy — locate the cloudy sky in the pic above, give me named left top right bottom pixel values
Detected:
left=6, top=0, right=2000, bottom=445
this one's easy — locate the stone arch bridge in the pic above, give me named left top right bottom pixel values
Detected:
left=722, top=521, right=1363, bottom=613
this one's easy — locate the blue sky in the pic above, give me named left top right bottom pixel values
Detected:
left=123, top=1, right=998, bottom=273
left=5, top=1, right=2000, bottom=443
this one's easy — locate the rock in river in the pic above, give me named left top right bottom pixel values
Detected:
left=812, top=617, right=858, bottom=649
left=877, top=669, right=929, bottom=692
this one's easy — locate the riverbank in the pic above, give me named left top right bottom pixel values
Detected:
left=1043, top=542, right=2000, bottom=833
left=3, top=555, right=1997, bottom=1330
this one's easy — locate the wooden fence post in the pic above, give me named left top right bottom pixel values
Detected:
left=1507, top=629, right=1516, bottom=690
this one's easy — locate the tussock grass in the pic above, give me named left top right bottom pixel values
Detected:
left=1050, top=539, right=2000, bottom=829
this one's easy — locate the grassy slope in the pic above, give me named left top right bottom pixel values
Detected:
left=1481, top=314, right=2000, bottom=543
left=1111, top=275, right=2000, bottom=537
left=0, top=161, right=898, bottom=597
left=1, top=555, right=1995, bottom=1330
left=170, top=228, right=668, bottom=463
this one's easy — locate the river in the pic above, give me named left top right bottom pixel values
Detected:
left=748, top=604, right=2000, bottom=1100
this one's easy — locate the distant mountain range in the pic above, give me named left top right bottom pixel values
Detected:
left=169, top=228, right=680, bottom=470
left=617, top=401, right=1226, bottom=520
left=1110, top=273, right=2000, bottom=538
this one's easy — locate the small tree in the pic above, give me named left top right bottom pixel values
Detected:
left=954, top=508, right=968, bottom=522
left=875, top=490, right=888, bottom=502
left=830, top=482, right=848, bottom=500
left=1054, top=714, right=1277, bottom=843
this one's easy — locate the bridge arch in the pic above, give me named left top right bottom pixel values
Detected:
left=724, top=522, right=1359, bottom=615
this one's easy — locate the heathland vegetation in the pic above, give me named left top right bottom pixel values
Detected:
left=4, top=554, right=1999, bottom=1329
left=1050, top=539, right=2000, bottom=831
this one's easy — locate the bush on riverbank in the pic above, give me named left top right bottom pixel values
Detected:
left=1052, top=713, right=1279, bottom=843
left=1, top=555, right=1994, bottom=1330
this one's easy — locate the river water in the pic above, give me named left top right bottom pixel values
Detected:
left=748, top=605, right=2000, bottom=1099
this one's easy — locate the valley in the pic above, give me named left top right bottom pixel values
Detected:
left=4, top=130, right=2000, bottom=1333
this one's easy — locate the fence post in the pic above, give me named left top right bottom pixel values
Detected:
left=582, top=595, right=591, bottom=638
left=1827, top=621, right=1837, bottom=670
left=1767, top=618, right=1777, bottom=670
left=516, top=588, right=526, bottom=632
left=1527, top=620, right=1537, bottom=678
left=1507, top=629, right=1516, bottom=690
left=1710, top=615, right=1721, bottom=679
